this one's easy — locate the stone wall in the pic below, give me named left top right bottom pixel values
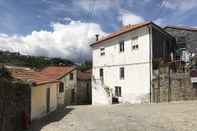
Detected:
left=152, top=65, right=197, bottom=103
left=0, top=79, right=31, bottom=131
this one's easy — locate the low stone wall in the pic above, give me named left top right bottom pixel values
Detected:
left=152, top=66, right=197, bottom=103
left=0, top=79, right=31, bottom=131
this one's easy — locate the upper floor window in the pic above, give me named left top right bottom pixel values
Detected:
left=100, top=47, right=105, bottom=56
left=131, top=37, right=139, bottom=50
left=119, top=40, right=125, bottom=52
left=120, top=67, right=125, bottom=80
left=69, top=73, right=74, bottom=80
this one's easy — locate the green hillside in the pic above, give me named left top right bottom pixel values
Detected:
left=0, top=51, right=74, bottom=68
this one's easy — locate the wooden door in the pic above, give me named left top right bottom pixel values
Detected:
left=46, top=88, right=50, bottom=113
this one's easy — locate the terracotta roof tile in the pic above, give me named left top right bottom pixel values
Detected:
left=8, top=68, right=59, bottom=86
left=40, top=66, right=76, bottom=80
left=7, top=66, right=76, bottom=86
left=90, top=21, right=151, bottom=47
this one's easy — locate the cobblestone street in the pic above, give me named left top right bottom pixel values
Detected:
left=29, top=101, right=197, bottom=131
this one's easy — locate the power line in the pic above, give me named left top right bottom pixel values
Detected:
left=79, top=0, right=96, bottom=63
left=85, top=0, right=96, bottom=36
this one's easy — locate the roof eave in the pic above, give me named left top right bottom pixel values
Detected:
left=164, top=26, right=197, bottom=32
left=35, top=80, right=60, bottom=86
left=57, top=67, right=77, bottom=80
left=90, top=21, right=152, bottom=47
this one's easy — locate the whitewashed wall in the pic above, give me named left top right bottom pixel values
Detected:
left=92, top=26, right=152, bottom=104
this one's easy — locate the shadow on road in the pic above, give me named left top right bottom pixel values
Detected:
left=26, top=107, right=73, bottom=131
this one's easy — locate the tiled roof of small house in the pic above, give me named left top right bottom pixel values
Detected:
left=39, top=66, right=76, bottom=80
left=90, top=21, right=152, bottom=47
left=8, top=67, right=59, bottom=86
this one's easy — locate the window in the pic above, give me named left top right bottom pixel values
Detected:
left=120, top=67, right=124, bottom=79
left=69, top=73, right=73, bottom=80
left=131, top=37, right=139, bottom=50
left=119, top=40, right=124, bottom=52
left=115, top=86, right=121, bottom=97
left=193, top=83, right=197, bottom=88
left=59, top=82, right=64, bottom=93
left=99, top=68, right=104, bottom=80
left=100, top=47, right=105, bottom=56
left=86, top=83, right=90, bottom=97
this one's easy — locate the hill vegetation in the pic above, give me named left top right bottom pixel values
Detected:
left=0, top=51, right=74, bottom=68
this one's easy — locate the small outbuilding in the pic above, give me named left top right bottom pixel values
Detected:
left=7, top=66, right=60, bottom=120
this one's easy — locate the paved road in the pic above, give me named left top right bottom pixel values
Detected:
left=30, top=101, right=197, bottom=131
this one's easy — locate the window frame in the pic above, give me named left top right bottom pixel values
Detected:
left=59, top=82, right=64, bottom=93
left=115, top=86, right=122, bottom=97
left=119, top=40, right=125, bottom=52
left=100, top=47, right=105, bottom=56
left=120, top=67, right=125, bottom=80
left=99, top=68, right=104, bottom=80
left=69, top=72, right=74, bottom=80
left=131, top=36, right=139, bottom=51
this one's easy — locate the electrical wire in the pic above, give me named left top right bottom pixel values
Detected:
left=79, top=0, right=96, bottom=63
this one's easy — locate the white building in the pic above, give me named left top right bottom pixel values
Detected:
left=90, top=21, right=175, bottom=105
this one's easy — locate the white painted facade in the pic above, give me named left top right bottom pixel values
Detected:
left=92, top=26, right=152, bottom=104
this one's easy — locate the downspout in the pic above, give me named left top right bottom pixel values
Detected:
left=148, top=25, right=153, bottom=103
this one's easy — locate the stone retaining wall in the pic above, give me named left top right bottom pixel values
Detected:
left=152, top=66, right=197, bottom=103
left=0, top=79, right=31, bottom=131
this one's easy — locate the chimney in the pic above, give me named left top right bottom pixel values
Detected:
left=95, top=34, right=99, bottom=41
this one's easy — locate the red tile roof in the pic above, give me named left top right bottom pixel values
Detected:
left=90, top=21, right=152, bottom=47
left=8, top=68, right=59, bottom=86
left=40, top=66, right=76, bottom=80
left=7, top=66, right=77, bottom=86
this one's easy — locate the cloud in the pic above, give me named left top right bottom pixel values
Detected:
left=154, top=18, right=165, bottom=26
left=76, top=0, right=119, bottom=11
left=164, top=0, right=197, bottom=11
left=119, top=10, right=145, bottom=25
left=0, top=19, right=106, bottom=62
